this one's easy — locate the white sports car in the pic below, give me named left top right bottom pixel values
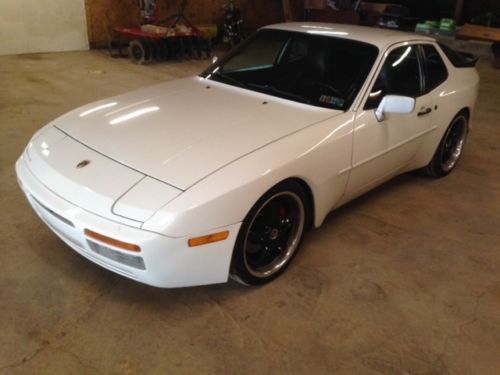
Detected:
left=16, top=23, right=479, bottom=287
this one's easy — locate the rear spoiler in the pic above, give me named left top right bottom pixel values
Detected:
left=438, top=42, right=479, bottom=68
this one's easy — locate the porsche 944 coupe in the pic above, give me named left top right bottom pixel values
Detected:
left=16, top=23, right=479, bottom=287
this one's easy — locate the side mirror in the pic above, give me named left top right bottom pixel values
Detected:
left=375, top=95, right=416, bottom=122
left=211, top=56, right=219, bottom=64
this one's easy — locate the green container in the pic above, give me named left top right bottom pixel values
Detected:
left=415, top=23, right=432, bottom=33
left=425, top=20, right=439, bottom=28
left=439, top=18, right=456, bottom=31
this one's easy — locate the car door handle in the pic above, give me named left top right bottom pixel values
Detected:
left=417, top=107, right=432, bottom=116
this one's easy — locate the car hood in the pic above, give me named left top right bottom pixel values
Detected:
left=55, top=77, right=339, bottom=190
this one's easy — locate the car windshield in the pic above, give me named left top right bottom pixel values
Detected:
left=201, top=29, right=379, bottom=110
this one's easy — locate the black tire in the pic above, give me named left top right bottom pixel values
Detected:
left=230, top=180, right=308, bottom=286
left=422, top=112, right=469, bottom=178
left=129, top=39, right=147, bottom=64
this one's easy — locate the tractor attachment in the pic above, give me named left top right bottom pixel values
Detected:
left=109, top=0, right=213, bottom=64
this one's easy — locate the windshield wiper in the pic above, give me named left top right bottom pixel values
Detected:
left=247, top=83, right=311, bottom=104
left=211, top=70, right=247, bottom=89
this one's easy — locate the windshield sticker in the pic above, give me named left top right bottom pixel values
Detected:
left=319, top=95, right=344, bottom=107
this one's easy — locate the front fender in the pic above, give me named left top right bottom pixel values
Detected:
left=143, top=112, right=355, bottom=237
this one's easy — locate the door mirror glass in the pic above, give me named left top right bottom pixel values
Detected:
left=375, top=95, right=415, bottom=121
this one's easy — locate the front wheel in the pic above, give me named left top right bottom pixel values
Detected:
left=422, top=112, right=469, bottom=177
left=230, top=181, right=307, bottom=286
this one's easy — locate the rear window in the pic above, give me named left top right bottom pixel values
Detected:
left=437, top=43, right=478, bottom=68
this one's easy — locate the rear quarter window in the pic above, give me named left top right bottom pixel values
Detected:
left=422, top=44, right=448, bottom=92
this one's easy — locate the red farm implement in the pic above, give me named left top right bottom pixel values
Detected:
left=109, top=0, right=212, bottom=64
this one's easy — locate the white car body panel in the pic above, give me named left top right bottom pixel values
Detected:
left=25, top=126, right=183, bottom=226
left=264, top=22, right=434, bottom=50
left=143, top=112, right=355, bottom=236
left=113, top=177, right=181, bottom=223
left=346, top=41, right=437, bottom=197
left=55, top=77, right=339, bottom=190
left=26, top=126, right=146, bottom=226
left=16, top=22, right=479, bottom=287
left=16, top=159, right=240, bottom=287
left=406, top=46, right=480, bottom=168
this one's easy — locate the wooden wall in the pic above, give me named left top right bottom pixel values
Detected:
left=85, top=0, right=293, bottom=47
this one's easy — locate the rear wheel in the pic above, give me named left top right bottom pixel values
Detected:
left=422, top=113, right=468, bottom=177
left=230, top=181, right=307, bottom=285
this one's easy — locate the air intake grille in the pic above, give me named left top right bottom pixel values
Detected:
left=32, top=197, right=74, bottom=228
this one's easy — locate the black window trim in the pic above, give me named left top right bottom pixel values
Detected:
left=419, top=43, right=450, bottom=94
left=416, top=44, right=426, bottom=95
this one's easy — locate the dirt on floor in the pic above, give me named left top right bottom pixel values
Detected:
left=0, top=51, right=499, bottom=374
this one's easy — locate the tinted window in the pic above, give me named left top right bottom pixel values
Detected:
left=223, top=33, right=285, bottom=71
left=437, top=42, right=477, bottom=68
left=365, top=45, right=423, bottom=110
left=284, top=37, right=308, bottom=63
left=422, top=44, right=448, bottom=92
left=202, top=29, right=379, bottom=110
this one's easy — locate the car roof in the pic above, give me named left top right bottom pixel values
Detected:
left=263, top=22, right=434, bottom=50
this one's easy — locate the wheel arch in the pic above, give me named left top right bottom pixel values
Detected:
left=420, top=108, right=469, bottom=177
left=458, top=107, right=471, bottom=121
left=409, top=105, right=472, bottom=171
left=239, top=177, right=316, bottom=231
left=283, top=177, right=315, bottom=230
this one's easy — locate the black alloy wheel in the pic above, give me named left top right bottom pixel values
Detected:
left=231, top=181, right=308, bottom=285
left=422, top=112, right=469, bottom=177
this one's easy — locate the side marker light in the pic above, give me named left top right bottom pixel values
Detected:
left=188, top=231, right=229, bottom=247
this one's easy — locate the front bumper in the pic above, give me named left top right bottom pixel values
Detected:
left=16, top=156, right=240, bottom=288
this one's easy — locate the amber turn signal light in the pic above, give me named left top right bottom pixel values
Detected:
left=84, top=229, right=141, bottom=252
left=188, top=231, right=229, bottom=247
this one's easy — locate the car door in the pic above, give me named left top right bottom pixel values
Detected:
left=345, top=43, right=435, bottom=196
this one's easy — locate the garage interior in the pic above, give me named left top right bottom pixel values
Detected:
left=1, top=0, right=499, bottom=373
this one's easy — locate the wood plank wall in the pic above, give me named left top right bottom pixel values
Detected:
left=85, top=0, right=299, bottom=46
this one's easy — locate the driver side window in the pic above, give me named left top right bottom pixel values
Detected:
left=365, top=45, right=423, bottom=110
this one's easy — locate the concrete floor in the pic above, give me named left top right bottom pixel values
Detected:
left=0, top=51, right=499, bottom=374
